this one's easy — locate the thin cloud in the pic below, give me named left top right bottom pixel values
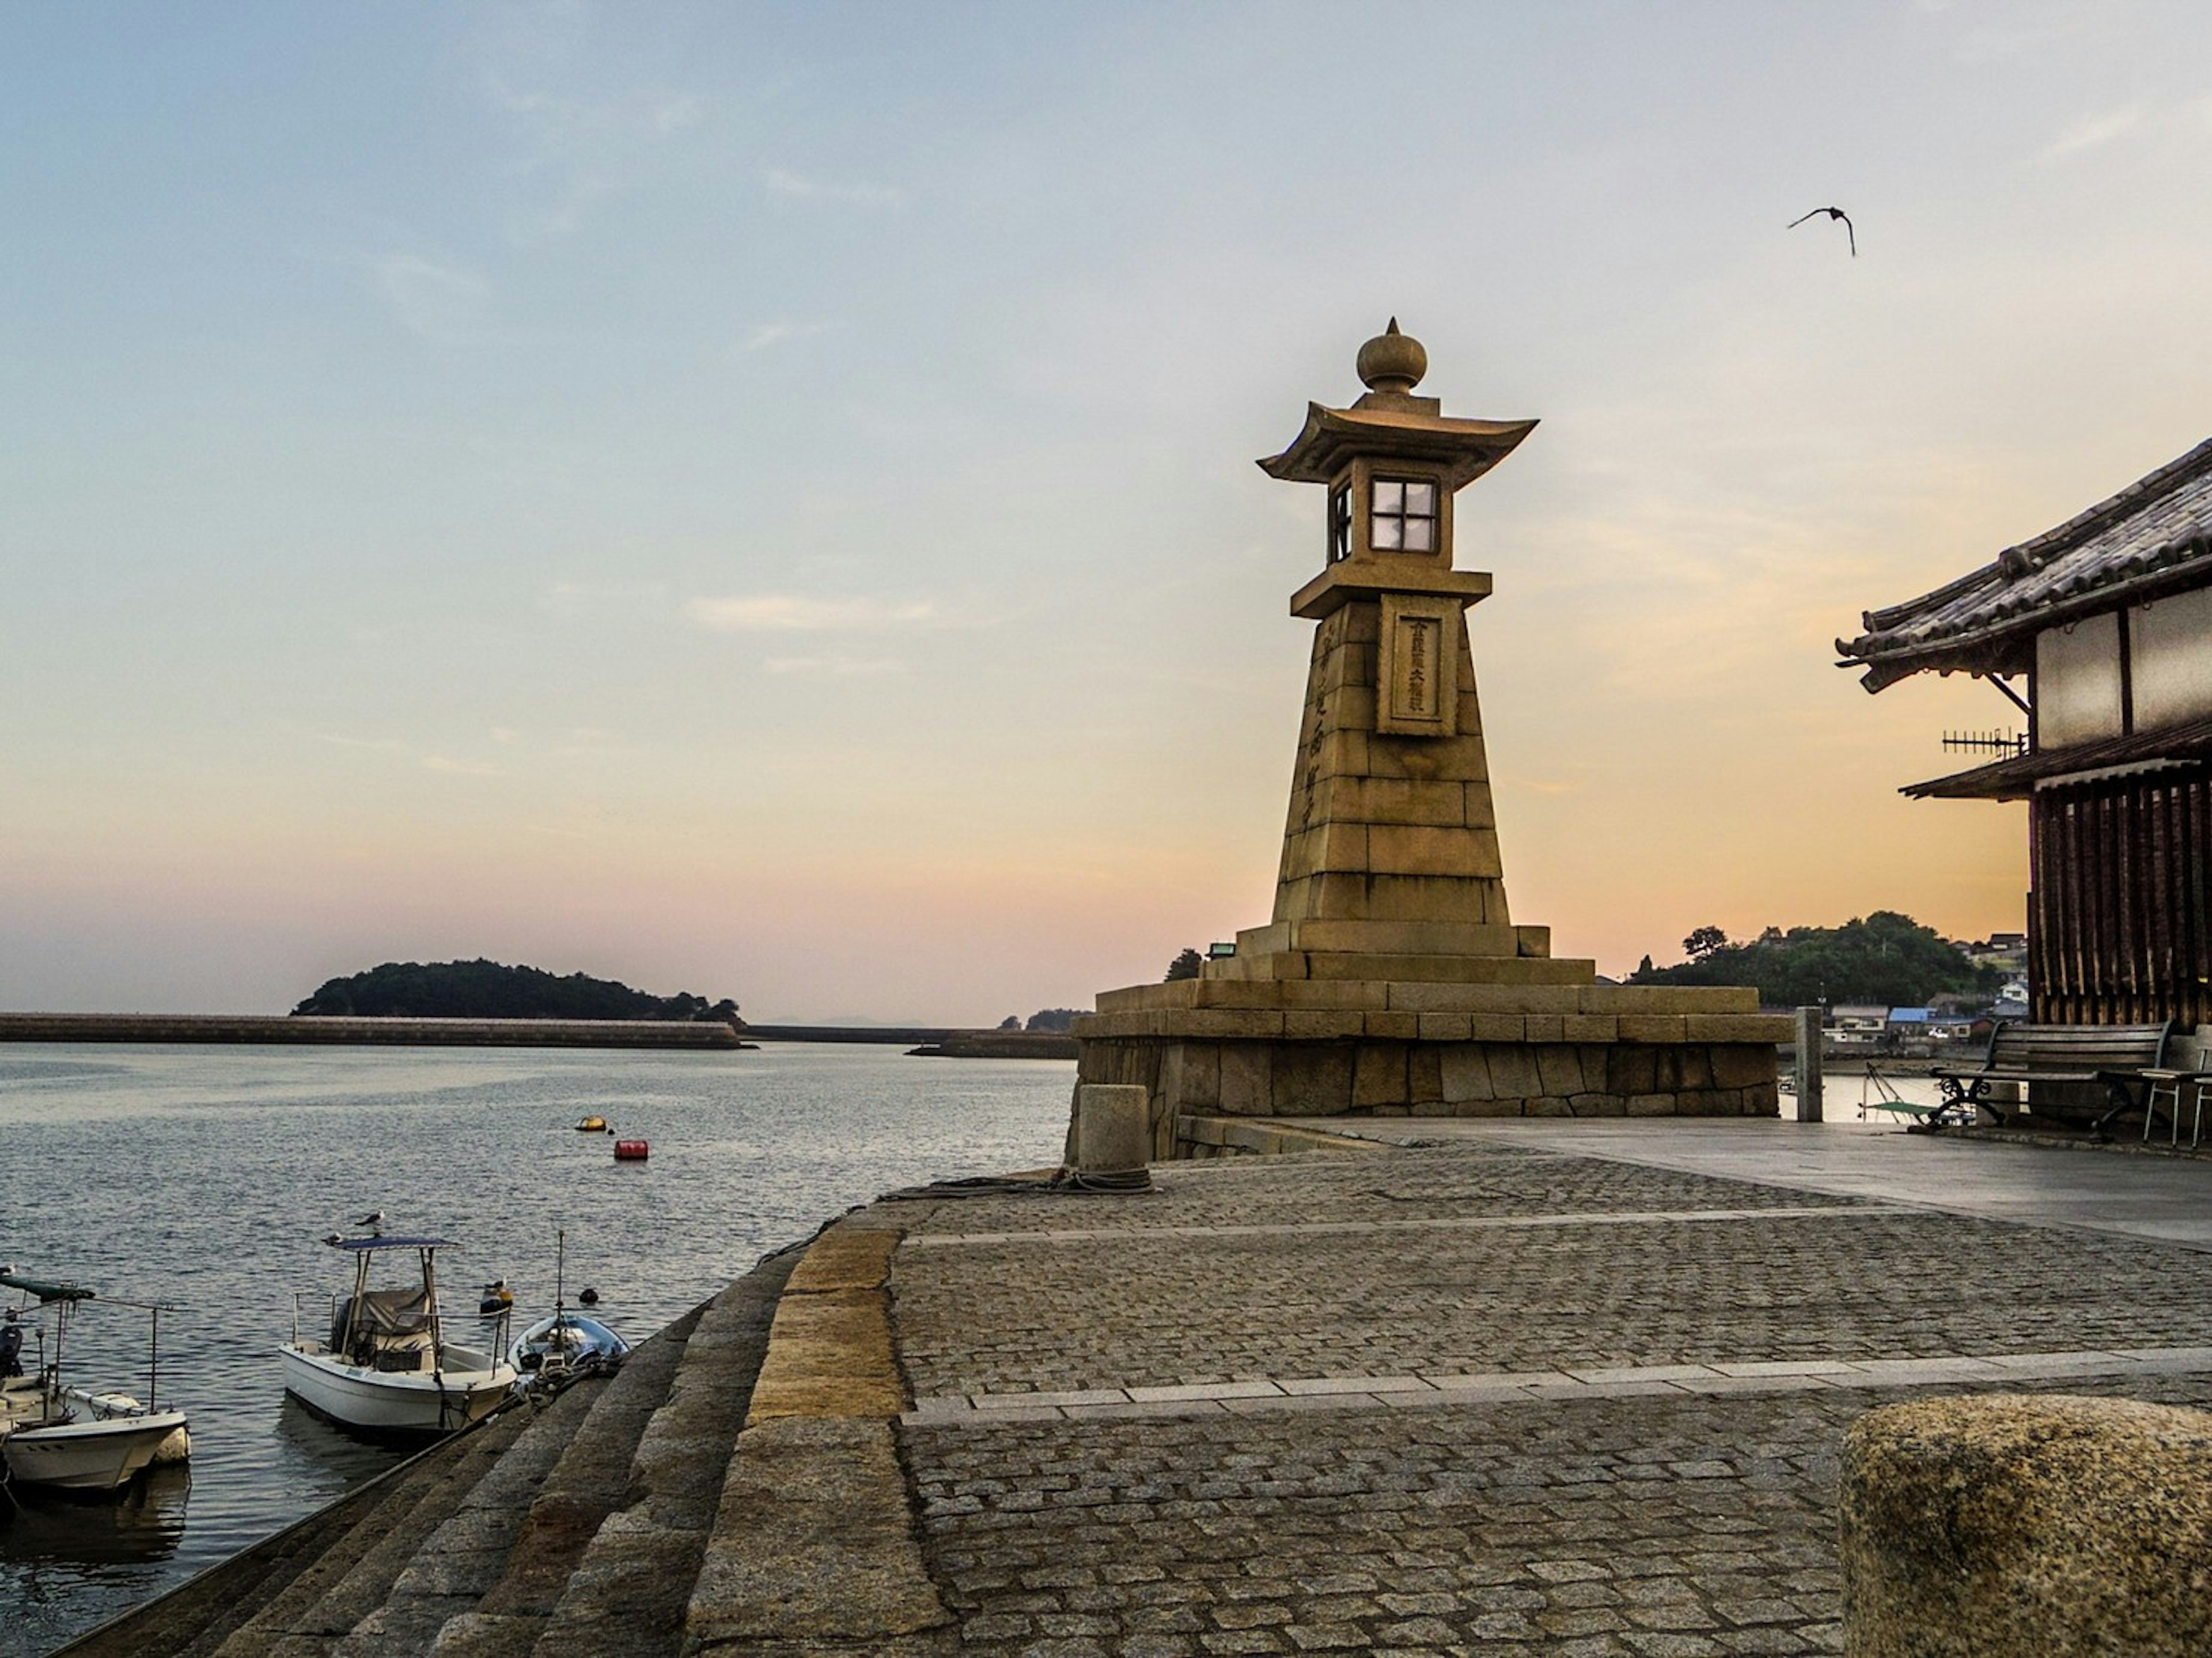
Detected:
left=762, top=657, right=907, bottom=676
left=2044, top=104, right=2143, bottom=158
left=740, top=320, right=831, bottom=352
left=316, top=733, right=411, bottom=756
left=763, top=167, right=900, bottom=207
left=422, top=755, right=505, bottom=777
left=687, top=595, right=937, bottom=632
left=543, top=579, right=669, bottom=614
left=372, top=253, right=491, bottom=339
left=479, top=58, right=703, bottom=239
left=486, top=77, right=701, bottom=138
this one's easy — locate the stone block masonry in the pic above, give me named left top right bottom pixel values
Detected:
left=1078, top=322, right=1778, bottom=1147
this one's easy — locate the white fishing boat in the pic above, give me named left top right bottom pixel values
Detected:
left=281, top=1231, right=516, bottom=1438
left=1, top=1270, right=191, bottom=1493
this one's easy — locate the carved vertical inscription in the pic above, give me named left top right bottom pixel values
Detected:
left=1378, top=594, right=1459, bottom=737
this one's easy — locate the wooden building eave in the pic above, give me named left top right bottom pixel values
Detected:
left=1902, top=715, right=2212, bottom=800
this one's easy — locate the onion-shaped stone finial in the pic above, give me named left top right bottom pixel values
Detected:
left=1355, top=318, right=1426, bottom=394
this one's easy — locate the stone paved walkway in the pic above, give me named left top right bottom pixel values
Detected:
left=880, top=1131, right=2212, bottom=1657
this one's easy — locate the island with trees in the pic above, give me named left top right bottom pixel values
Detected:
left=293, top=959, right=743, bottom=1026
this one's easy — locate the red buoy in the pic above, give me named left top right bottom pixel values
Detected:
left=614, top=1139, right=650, bottom=1160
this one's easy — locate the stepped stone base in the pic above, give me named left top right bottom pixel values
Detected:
left=1077, top=939, right=1787, bottom=1160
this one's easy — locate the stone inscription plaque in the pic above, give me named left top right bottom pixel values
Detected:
left=1378, top=594, right=1459, bottom=737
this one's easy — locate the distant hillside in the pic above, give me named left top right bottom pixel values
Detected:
left=292, top=959, right=742, bottom=1025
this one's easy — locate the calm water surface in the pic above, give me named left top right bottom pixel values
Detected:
left=0, top=1042, right=1071, bottom=1656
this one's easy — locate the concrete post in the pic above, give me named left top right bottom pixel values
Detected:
left=1073, top=1084, right=1151, bottom=1178
left=1794, top=1006, right=1824, bottom=1123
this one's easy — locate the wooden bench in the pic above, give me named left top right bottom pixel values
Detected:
left=1929, top=1020, right=2173, bottom=1130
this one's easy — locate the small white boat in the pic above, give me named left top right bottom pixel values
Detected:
left=1, top=1270, right=192, bottom=1493
left=510, top=1311, right=629, bottom=1379
left=507, top=1231, right=628, bottom=1391
left=5, top=1402, right=191, bottom=1492
left=281, top=1231, right=517, bottom=1439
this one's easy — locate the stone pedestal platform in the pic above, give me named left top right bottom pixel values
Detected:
left=1076, top=923, right=1789, bottom=1162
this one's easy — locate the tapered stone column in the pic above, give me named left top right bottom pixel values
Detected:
left=1077, top=324, right=1785, bottom=1158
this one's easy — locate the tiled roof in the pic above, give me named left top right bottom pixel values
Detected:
left=1838, top=438, right=2212, bottom=690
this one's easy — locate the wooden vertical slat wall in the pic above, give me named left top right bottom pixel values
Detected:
left=2030, top=768, right=2212, bottom=1029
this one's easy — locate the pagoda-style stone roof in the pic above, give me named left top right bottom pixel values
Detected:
left=1838, top=437, right=2212, bottom=692
left=1259, top=397, right=1538, bottom=489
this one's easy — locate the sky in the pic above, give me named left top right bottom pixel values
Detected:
left=3, top=1, right=2207, bottom=1025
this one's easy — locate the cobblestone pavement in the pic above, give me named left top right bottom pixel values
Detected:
left=907, top=1376, right=2212, bottom=1657
left=891, top=1151, right=2212, bottom=1396
left=883, top=1140, right=2212, bottom=1655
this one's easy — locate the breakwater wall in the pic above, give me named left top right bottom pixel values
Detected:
left=742, top=1024, right=955, bottom=1045
left=908, top=1031, right=1080, bottom=1060
left=0, top=1013, right=746, bottom=1049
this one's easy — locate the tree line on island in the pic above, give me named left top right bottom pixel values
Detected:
left=1625, top=912, right=1999, bottom=1007
left=1151, top=913, right=1997, bottom=1008
left=291, top=959, right=743, bottom=1026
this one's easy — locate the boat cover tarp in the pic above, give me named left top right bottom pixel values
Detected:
left=333, top=1288, right=433, bottom=1349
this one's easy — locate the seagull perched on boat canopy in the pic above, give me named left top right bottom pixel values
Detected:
left=354, top=1211, right=387, bottom=1235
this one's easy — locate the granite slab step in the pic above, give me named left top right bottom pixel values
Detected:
left=210, top=1406, right=537, bottom=1658
left=152, top=1432, right=494, bottom=1658
left=329, top=1368, right=615, bottom=1658
left=520, top=1247, right=801, bottom=1658
left=683, top=1217, right=955, bottom=1656
left=421, top=1303, right=710, bottom=1658
left=52, top=1447, right=448, bottom=1658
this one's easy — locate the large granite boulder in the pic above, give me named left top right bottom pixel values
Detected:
left=1842, top=1393, right=2212, bottom=1656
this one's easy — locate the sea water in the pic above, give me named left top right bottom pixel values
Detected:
left=0, top=1042, right=1073, bottom=1656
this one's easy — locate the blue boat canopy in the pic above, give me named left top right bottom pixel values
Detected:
left=0, top=1270, right=96, bottom=1303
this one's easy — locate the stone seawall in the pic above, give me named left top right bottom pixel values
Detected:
left=0, top=1013, right=747, bottom=1049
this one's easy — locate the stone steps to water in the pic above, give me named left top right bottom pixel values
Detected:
left=211, top=1407, right=540, bottom=1658
left=327, top=1369, right=613, bottom=1658
left=56, top=1447, right=433, bottom=1658
left=517, top=1246, right=799, bottom=1658
left=56, top=1238, right=835, bottom=1658
left=423, top=1303, right=711, bottom=1658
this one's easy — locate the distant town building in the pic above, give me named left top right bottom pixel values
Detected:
left=1839, top=440, right=2212, bottom=1028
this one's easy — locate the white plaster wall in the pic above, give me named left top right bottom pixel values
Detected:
left=2130, top=587, right=2212, bottom=732
left=2036, top=613, right=2124, bottom=748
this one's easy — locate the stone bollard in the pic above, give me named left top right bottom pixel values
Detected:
left=1071, top=1084, right=1152, bottom=1186
left=1840, top=1394, right=2212, bottom=1657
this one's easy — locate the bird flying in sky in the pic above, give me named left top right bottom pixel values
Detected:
left=1788, top=206, right=1856, bottom=256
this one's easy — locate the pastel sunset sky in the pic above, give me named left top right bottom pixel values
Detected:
left=5, top=2, right=2207, bottom=1023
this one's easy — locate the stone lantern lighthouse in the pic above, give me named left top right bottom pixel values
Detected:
left=1075, top=324, right=1786, bottom=1157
